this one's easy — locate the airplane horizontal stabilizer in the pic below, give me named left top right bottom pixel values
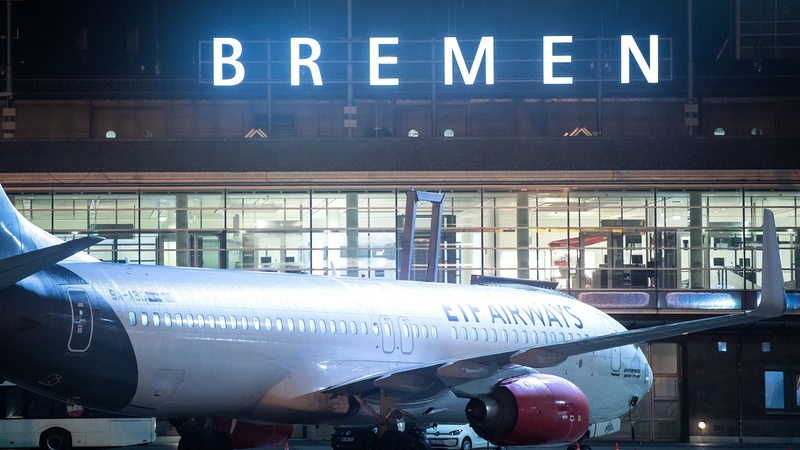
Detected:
left=511, top=208, right=786, bottom=368
left=0, top=236, right=103, bottom=290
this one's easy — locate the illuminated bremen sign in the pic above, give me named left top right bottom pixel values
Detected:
left=211, top=35, right=661, bottom=87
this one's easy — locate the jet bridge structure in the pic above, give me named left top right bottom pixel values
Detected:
left=398, top=190, right=444, bottom=282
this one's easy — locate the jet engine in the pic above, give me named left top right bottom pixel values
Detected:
left=465, top=373, right=589, bottom=447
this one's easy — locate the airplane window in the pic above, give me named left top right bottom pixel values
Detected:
left=558, top=332, right=565, bottom=343
left=372, top=322, right=379, bottom=335
left=186, top=314, right=194, bottom=328
left=128, top=311, right=136, bottom=326
left=197, top=314, right=205, bottom=329
left=490, top=329, right=497, bottom=342
left=219, top=315, right=226, bottom=329
left=549, top=332, right=556, bottom=343
left=512, top=330, right=518, bottom=343
left=242, top=317, right=249, bottom=330
left=470, top=328, right=478, bottom=341
left=568, top=333, right=573, bottom=341
left=140, top=312, right=149, bottom=327
left=540, top=332, right=547, bottom=343
left=403, top=323, right=411, bottom=338
left=152, top=313, right=160, bottom=327
left=451, top=327, right=457, bottom=340
left=412, top=324, right=419, bottom=338
left=382, top=322, right=390, bottom=337
left=164, top=313, right=172, bottom=327
left=350, top=321, right=357, bottom=335
left=208, top=315, right=215, bottom=329
left=309, top=319, right=317, bottom=333
left=339, top=320, right=346, bottom=334
left=431, top=326, right=438, bottom=339
left=460, top=327, right=467, bottom=340
left=253, top=317, right=261, bottom=331
left=521, top=330, right=528, bottom=343
left=298, top=319, right=306, bottom=333
left=276, top=318, right=283, bottom=332
left=502, top=330, right=508, bottom=342
left=264, top=317, right=272, bottom=331
left=228, top=316, right=237, bottom=330
left=420, top=325, right=428, bottom=338
left=286, top=318, right=293, bottom=332
left=175, top=313, right=183, bottom=327
left=360, top=322, right=368, bottom=335
left=330, top=320, right=337, bottom=335
left=320, top=320, right=327, bottom=334
left=481, top=328, right=488, bottom=342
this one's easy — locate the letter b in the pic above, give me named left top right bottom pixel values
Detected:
left=213, top=38, right=245, bottom=86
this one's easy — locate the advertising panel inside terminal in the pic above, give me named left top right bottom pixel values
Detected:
left=205, top=34, right=666, bottom=87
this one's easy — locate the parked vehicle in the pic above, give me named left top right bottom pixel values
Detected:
left=425, top=424, right=492, bottom=450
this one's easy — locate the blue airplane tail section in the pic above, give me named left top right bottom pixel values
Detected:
left=0, top=183, right=101, bottom=289
left=0, top=184, right=61, bottom=258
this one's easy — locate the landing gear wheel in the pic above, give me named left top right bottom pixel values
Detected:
left=202, top=431, right=233, bottom=450
left=178, top=434, right=200, bottom=450
left=40, top=428, right=71, bottom=450
left=378, top=429, right=412, bottom=450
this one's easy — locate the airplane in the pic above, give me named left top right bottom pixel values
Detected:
left=0, top=184, right=786, bottom=450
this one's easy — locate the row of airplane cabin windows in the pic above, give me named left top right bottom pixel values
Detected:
left=127, top=311, right=440, bottom=339
left=450, top=326, right=589, bottom=345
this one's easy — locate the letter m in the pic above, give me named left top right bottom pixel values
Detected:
left=444, top=36, right=494, bottom=85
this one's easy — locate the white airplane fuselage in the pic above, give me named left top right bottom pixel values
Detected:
left=1, top=260, right=651, bottom=428
left=0, top=185, right=785, bottom=449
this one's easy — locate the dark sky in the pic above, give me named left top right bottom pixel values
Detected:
left=9, top=0, right=693, bottom=79
left=4, top=0, right=797, bottom=98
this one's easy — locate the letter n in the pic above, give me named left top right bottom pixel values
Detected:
left=621, top=35, right=659, bottom=84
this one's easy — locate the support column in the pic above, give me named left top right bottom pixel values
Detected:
left=689, top=192, right=705, bottom=288
left=516, top=193, right=530, bottom=280
left=346, top=193, right=359, bottom=278
left=175, top=193, right=190, bottom=267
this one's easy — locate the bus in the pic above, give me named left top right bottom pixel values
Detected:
left=0, top=382, right=156, bottom=450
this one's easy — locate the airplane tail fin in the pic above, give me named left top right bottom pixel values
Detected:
left=754, top=208, right=786, bottom=319
left=0, top=184, right=98, bottom=262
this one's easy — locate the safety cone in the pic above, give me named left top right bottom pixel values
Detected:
left=615, top=443, right=619, bottom=450
left=284, top=440, right=289, bottom=450
left=575, top=444, right=580, bottom=450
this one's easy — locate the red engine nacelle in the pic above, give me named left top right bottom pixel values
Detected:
left=214, top=418, right=295, bottom=449
left=465, top=373, right=590, bottom=447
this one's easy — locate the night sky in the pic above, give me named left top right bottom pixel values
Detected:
left=5, top=0, right=798, bottom=97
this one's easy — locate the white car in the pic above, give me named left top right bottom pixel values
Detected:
left=425, top=423, right=493, bottom=450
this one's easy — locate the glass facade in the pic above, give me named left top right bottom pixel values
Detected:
left=12, top=187, right=799, bottom=295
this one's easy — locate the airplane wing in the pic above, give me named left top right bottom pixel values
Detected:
left=0, top=236, right=103, bottom=290
left=327, top=210, right=786, bottom=398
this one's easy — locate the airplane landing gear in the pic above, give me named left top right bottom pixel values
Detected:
left=566, top=441, right=591, bottom=450
left=170, top=418, right=233, bottom=450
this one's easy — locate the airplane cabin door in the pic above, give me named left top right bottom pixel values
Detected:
left=67, top=288, right=93, bottom=352
left=399, top=316, right=413, bottom=354
left=611, top=346, right=622, bottom=375
left=380, top=316, right=395, bottom=353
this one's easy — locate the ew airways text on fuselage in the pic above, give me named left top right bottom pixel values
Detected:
left=0, top=184, right=786, bottom=449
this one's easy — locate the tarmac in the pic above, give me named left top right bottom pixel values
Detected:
left=144, top=436, right=799, bottom=450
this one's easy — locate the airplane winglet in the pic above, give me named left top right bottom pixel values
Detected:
left=753, top=208, right=786, bottom=319
left=0, top=236, right=103, bottom=290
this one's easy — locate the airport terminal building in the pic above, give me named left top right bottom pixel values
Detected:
left=1, top=0, right=799, bottom=445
